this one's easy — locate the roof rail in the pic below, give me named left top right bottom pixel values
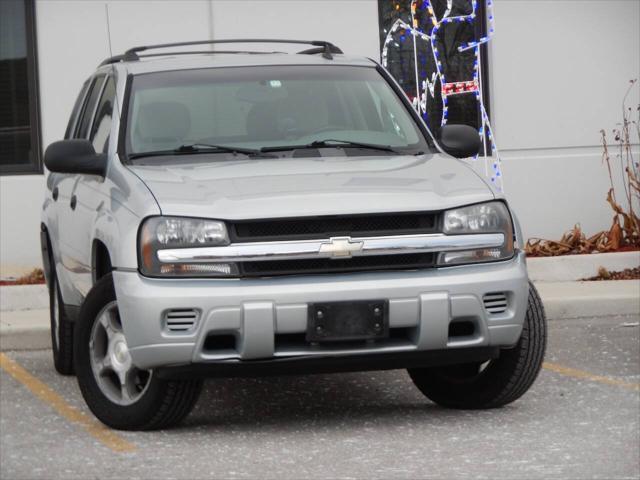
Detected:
left=98, top=50, right=286, bottom=67
left=98, top=40, right=343, bottom=68
left=121, top=39, right=342, bottom=61
left=99, top=54, right=127, bottom=67
left=297, top=45, right=343, bottom=57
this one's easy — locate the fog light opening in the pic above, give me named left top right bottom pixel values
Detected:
left=448, top=320, right=476, bottom=338
left=203, top=334, right=237, bottom=352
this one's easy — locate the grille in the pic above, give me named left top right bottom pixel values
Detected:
left=163, top=309, right=199, bottom=333
left=231, top=212, right=438, bottom=242
left=483, top=293, right=508, bottom=314
left=239, top=253, right=435, bottom=277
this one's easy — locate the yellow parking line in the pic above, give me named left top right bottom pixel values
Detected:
left=543, top=362, right=640, bottom=391
left=0, top=353, right=136, bottom=453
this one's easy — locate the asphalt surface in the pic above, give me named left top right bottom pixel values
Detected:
left=1, top=315, right=639, bottom=480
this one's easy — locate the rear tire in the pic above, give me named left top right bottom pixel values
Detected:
left=408, top=281, right=547, bottom=409
left=50, top=272, right=74, bottom=375
left=74, top=273, right=202, bottom=430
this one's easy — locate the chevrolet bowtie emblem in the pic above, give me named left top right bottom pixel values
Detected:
left=318, top=237, right=364, bottom=259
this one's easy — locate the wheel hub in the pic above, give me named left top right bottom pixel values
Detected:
left=110, top=334, right=131, bottom=368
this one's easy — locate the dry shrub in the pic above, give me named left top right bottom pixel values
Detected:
left=526, top=80, right=640, bottom=257
left=15, top=268, right=45, bottom=285
left=584, top=266, right=640, bottom=281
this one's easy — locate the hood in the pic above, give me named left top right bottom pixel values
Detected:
left=128, top=153, right=494, bottom=220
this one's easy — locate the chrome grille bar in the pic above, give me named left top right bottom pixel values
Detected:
left=157, top=233, right=505, bottom=263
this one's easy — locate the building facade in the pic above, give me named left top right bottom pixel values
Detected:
left=1, top=0, right=639, bottom=276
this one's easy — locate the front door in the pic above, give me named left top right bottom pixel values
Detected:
left=56, top=74, right=106, bottom=303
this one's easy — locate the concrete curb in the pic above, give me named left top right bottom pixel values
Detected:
left=536, top=280, right=640, bottom=319
left=0, top=309, right=51, bottom=351
left=1, top=280, right=638, bottom=351
left=0, top=285, right=48, bottom=311
left=527, top=251, right=639, bottom=282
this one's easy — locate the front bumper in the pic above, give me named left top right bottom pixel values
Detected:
left=113, top=252, right=529, bottom=370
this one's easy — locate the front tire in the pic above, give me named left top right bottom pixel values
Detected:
left=408, top=281, right=547, bottom=409
left=74, top=273, right=202, bottom=430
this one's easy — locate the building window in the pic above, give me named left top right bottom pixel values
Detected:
left=378, top=0, right=491, bottom=143
left=0, top=0, right=41, bottom=175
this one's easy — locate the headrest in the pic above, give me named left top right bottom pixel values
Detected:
left=136, top=101, right=191, bottom=140
left=246, top=102, right=279, bottom=140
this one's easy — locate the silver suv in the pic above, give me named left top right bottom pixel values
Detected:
left=41, top=39, right=546, bottom=431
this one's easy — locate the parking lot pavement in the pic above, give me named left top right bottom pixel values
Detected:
left=1, top=315, right=638, bottom=480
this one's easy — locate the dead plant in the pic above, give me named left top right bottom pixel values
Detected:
left=526, top=79, right=640, bottom=257
left=6, top=268, right=46, bottom=285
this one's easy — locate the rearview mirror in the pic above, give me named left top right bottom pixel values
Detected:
left=437, top=124, right=481, bottom=159
left=44, top=140, right=107, bottom=176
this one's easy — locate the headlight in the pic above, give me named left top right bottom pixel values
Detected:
left=139, top=216, right=238, bottom=277
left=438, top=201, right=514, bottom=266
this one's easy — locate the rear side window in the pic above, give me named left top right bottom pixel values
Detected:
left=64, top=80, right=90, bottom=139
left=76, top=75, right=105, bottom=139
left=89, top=76, right=116, bottom=153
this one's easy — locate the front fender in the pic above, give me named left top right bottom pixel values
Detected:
left=91, top=158, right=161, bottom=272
left=509, top=207, right=525, bottom=252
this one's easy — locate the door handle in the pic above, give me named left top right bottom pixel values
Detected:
left=70, top=195, right=77, bottom=210
left=52, top=187, right=58, bottom=201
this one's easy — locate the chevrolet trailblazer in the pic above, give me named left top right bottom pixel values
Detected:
left=41, top=39, right=546, bottom=430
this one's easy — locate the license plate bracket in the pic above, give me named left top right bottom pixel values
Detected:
left=306, top=300, right=389, bottom=342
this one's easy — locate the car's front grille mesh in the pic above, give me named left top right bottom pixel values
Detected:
left=227, top=212, right=439, bottom=277
left=238, top=253, right=435, bottom=277
left=232, top=212, right=438, bottom=241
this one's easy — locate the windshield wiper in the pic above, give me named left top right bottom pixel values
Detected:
left=175, top=143, right=263, bottom=155
left=128, top=143, right=265, bottom=160
left=260, top=139, right=403, bottom=154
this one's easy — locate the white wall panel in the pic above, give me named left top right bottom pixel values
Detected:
left=485, top=146, right=638, bottom=241
left=210, top=0, right=380, bottom=59
left=0, top=176, right=46, bottom=276
left=486, top=0, right=640, bottom=243
left=490, top=0, right=640, bottom=150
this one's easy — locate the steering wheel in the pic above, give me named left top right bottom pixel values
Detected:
left=308, top=125, right=345, bottom=136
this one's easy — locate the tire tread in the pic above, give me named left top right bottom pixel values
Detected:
left=74, top=273, right=202, bottom=430
left=408, top=281, right=547, bottom=409
left=50, top=274, right=74, bottom=375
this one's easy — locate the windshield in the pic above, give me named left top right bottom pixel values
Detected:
left=125, top=65, right=435, bottom=160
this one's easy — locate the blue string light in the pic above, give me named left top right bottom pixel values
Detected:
left=381, top=0, right=504, bottom=191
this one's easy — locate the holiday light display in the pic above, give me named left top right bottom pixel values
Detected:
left=381, top=0, right=503, bottom=190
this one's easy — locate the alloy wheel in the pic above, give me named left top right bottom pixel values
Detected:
left=89, top=301, right=152, bottom=406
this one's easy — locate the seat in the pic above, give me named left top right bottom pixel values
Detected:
left=245, top=102, right=280, bottom=141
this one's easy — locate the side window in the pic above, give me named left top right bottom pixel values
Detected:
left=64, top=80, right=90, bottom=139
left=89, top=76, right=116, bottom=153
left=76, top=75, right=105, bottom=139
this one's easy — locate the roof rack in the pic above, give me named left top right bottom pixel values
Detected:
left=99, top=39, right=343, bottom=67
left=98, top=50, right=285, bottom=67
left=100, top=54, right=127, bottom=67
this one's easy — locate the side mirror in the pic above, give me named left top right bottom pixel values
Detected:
left=44, top=140, right=107, bottom=176
left=437, top=124, right=481, bottom=159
